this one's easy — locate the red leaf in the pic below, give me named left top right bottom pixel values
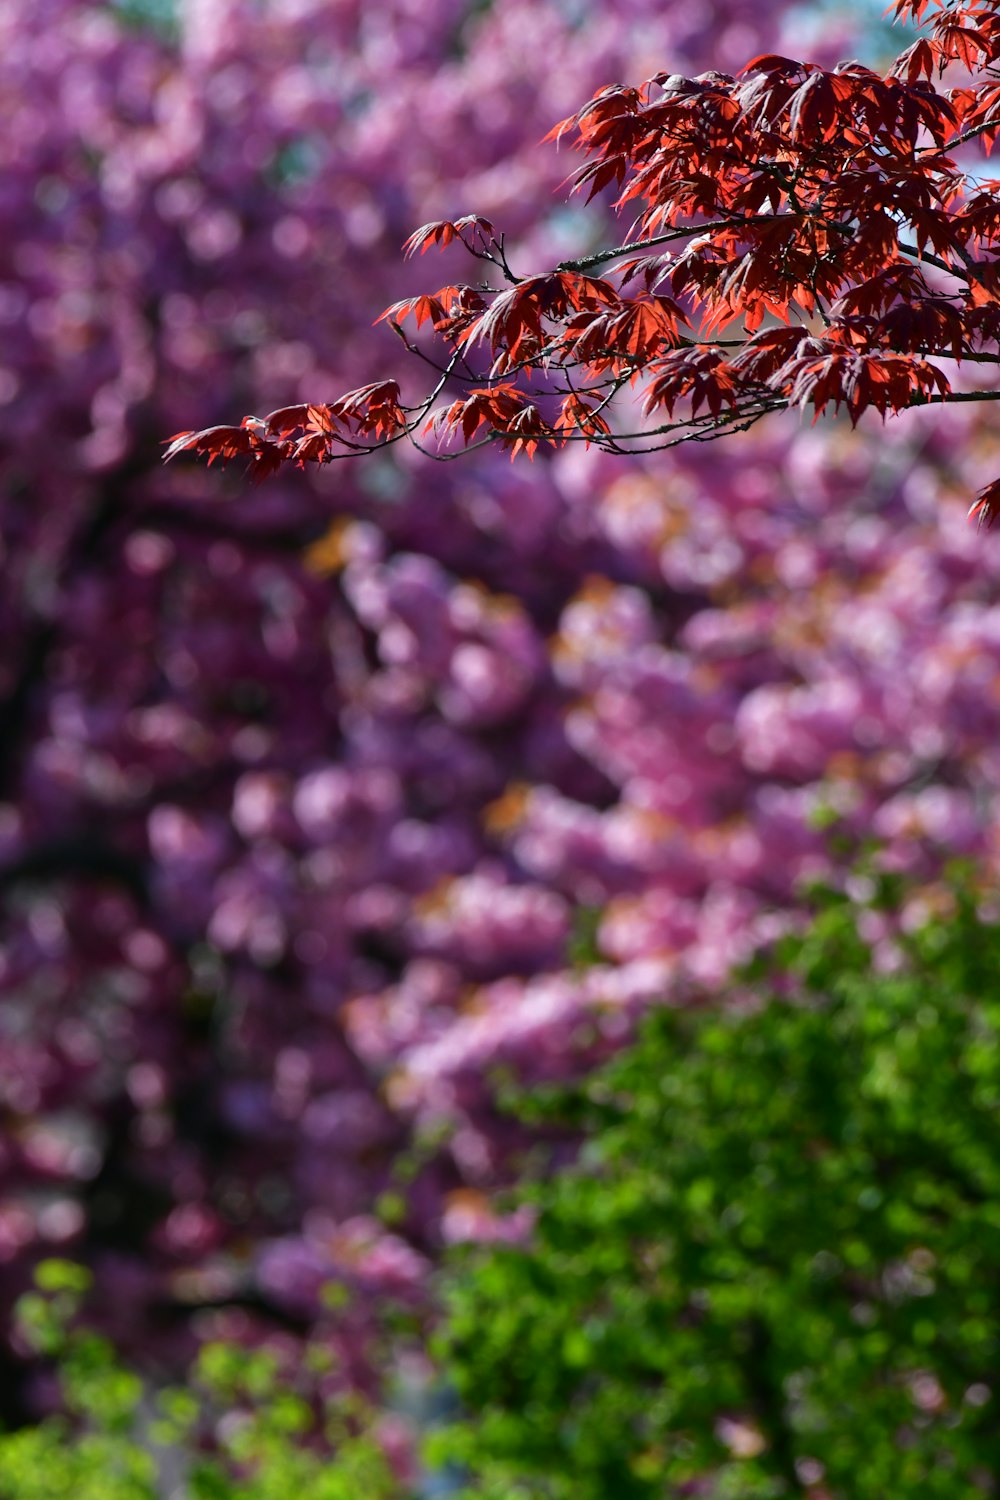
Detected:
left=402, top=220, right=459, bottom=257
left=891, top=38, right=940, bottom=84
left=261, top=405, right=312, bottom=436
left=163, top=425, right=255, bottom=464
left=970, top=478, right=1000, bottom=529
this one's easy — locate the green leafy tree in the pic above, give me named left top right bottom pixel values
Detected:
left=0, top=1263, right=402, bottom=1500
left=431, top=874, right=1000, bottom=1499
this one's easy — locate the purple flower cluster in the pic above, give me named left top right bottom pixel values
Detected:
left=1, top=0, right=991, bottom=1431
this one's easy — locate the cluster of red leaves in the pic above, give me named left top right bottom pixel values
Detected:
left=167, top=0, right=1000, bottom=523
left=163, top=382, right=406, bottom=478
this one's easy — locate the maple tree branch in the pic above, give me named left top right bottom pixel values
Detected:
left=390, top=329, right=481, bottom=384
left=913, top=348, right=1000, bottom=362
left=493, top=233, right=520, bottom=285
left=920, top=388, right=1000, bottom=403
left=604, top=403, right=786, bottom=454
left=931, top=117, right=1000, bottom=153
left=894, top=239, right=972, bottom=278
left=167, top=2, right=1000, bottom=519
left=407, top=432, right=497, bottom=461
left=555, top=221, right=737, bottom=274
left=557, top=394, right=786, bottom=446
left=555, top=209, right=967, bottom=290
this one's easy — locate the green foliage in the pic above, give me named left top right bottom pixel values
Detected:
left=0, top=1264, right=402, bottom=1500
left=109, top=0, right=179, bottom=41
left=431, top=875, right=1000, bottom=1499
